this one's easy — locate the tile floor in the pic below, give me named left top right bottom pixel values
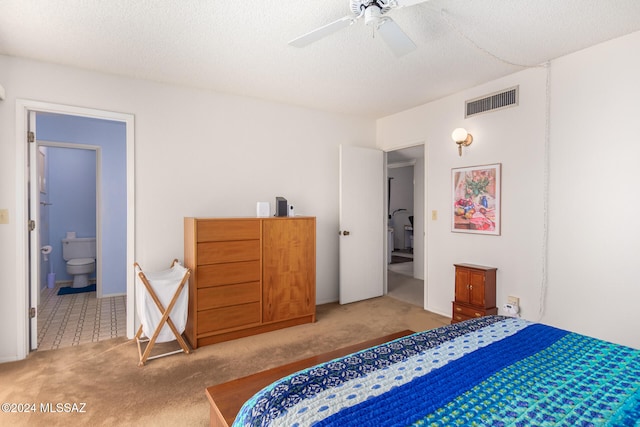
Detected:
left=37, top=283, right=126, bottom=351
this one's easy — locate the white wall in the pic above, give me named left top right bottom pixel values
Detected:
left=0, top=55, right=376, bottom=362
left=378, top=31, right=640, bottom=348
left=544, top=32, right=640, bottom=347
left=379, top=66, right=547, bottom=324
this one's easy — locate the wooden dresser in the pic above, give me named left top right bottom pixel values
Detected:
left=184, top=217, right=316, bottom=349
left=451, top=263, right=497, bottom=323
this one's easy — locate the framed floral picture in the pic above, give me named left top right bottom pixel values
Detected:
left=451, top=163, right=501, bottom=235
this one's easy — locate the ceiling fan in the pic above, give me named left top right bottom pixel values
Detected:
left=289, top=0, right=430, bottom=57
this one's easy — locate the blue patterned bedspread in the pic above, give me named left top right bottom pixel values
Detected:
left=233, top=316, right=640, bottom=426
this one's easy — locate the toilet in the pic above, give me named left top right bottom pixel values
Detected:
left=62, top=237, right=96, bottom=288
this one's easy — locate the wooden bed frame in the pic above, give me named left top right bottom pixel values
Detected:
left=205, top=330, right=414, bottom=427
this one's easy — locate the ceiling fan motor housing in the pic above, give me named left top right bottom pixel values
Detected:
left=351, top=0, right=392, bottom=16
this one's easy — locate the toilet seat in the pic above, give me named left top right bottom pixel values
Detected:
left=67, top=258, right=95, bottom=266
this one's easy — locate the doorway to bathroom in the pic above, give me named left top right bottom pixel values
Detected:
left=33, top=113, right=128, bottom=351
left=35, top=141, right=126, bottom=350
left=37, top=143, right=99, bottom=294
left=15, top=100, right=135, bottom=358
left=386, top=144, right=425, bottom=308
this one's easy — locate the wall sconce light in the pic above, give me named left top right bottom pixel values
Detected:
left=451, top=128, right=473, bottom=156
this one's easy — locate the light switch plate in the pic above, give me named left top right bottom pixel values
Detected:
left=0, top=209, right=9, bottom=224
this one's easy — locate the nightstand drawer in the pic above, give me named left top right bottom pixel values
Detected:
left=452, top=312, right=473, bottom=323
left=453, top=302, right=485, bottom=318
left=452, top=302, right=497, bottom=319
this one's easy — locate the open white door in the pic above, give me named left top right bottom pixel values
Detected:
left=28, top=110, right=39, bottom=350
left=339, top=145, right=384, bottom=304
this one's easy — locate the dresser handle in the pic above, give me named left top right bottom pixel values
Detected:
left=474, top=312, right=482, bottom=317
left=455, top=307, right=462, bottom=312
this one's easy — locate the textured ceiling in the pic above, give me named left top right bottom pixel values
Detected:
left=1, top=0, right=640, bottom=118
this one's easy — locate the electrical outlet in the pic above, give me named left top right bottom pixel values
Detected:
left=507, top=296, right=519, bottom=306
left=431, top=210, right=438, bottom=220
left=0, top=209, right=9, bottom=224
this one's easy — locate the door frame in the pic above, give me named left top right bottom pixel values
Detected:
left=15, top=99, right=135, bottom=359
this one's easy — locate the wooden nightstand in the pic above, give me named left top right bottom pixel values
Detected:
left=452, top=263, right=497, bottom=323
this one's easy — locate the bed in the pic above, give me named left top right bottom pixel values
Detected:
left=231, top=316, right=640, bottom=426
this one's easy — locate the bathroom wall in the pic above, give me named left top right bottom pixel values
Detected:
left=36, top=113, right=127, bottom=296
left=47, top=147, right=97, bottom=284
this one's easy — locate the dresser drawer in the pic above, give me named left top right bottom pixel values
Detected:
left=197, top=240, right=260, bottom=264
left=196, top=260, right=260, bottom=287
left=452, top=302, right=497, bottom=319
left=452, top=312, right=473, bottom=323
left=197, top=220, right=260, bottom=242
left=197, top=282, right=261, bottom=310
left=198, top=302, right=261, bottom=333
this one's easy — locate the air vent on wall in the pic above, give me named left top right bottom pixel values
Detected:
left=465, top=86, right=519, bottom=118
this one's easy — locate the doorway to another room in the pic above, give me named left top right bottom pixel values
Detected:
left=35, top=141, right=126, bottom=351
left=33, top=113, right=128, bottom=351
left=14, top=100, right=135, bottom=360
left=386, top=145, right=425, bottom=307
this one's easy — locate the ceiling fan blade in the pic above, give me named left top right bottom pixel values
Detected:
left=289, top=16, right=356, bottom=48
left=376, top=17, right=416, bottom=57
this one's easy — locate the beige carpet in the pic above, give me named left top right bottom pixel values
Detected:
left=0, top=296, right=450, bottom=427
